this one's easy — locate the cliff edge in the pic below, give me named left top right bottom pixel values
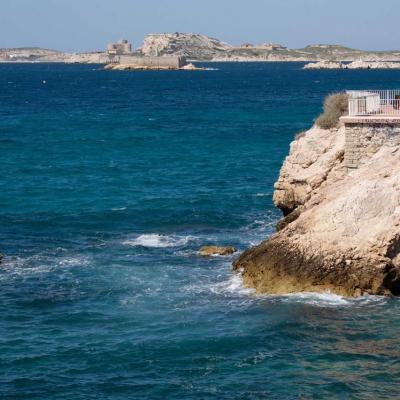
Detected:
left=234, top=116, right=400, bottom=296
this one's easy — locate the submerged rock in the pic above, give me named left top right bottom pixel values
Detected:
left=234, top=122, right=400, bottom=297
left=199, top=246, right=236, bottom=256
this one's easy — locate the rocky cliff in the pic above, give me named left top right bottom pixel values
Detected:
left=234, top=122, right=400, bottom=296
left=140, top=37, right=400, bottom=62
left=140, top=33, right=232, bottom=59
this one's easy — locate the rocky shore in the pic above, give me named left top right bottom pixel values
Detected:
left=104, top=62, right=205, bottom=71
left=233, top=103, right=400, bottom=297
left=3, top=35, right=400, bottom=63
left=304, top=60, right=400, bottom=69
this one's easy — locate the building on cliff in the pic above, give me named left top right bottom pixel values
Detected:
left=239, top=43, right=254, bottom=48
left=105, top=38, right=187, bottom=69
left=261, top=43, right=287, bottom=51
left=107, top=39, right=133, bottom=56
left=342, top=90, right=400, bottom=168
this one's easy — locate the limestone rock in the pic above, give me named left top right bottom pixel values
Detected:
left=199, top=246, right=237, bottom=257
left=140, top=33, right=232, bottom=60
left=346, top=61, right=400, bottom=69
left=234, top=123, right=400, bottom=296
left=304, top=60, right=400, bottom=70
left=273, top=125, right=345, bottom=215
left=181, top=63, right=205, bottom=70
left=303, top=61, right=344, bottom=69
left=105, top=63, right=179, bottom=71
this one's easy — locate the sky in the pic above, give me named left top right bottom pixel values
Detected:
left=1, top=0, right=399, bottom=52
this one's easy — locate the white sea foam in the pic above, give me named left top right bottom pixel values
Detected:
left=185, top=268, right=388, bottom=308
left=111, top=207, right=127, bottom=211
left=122, top=233, right=195, bottom=248
left=0, top=254, right=91, bottom=280
left=280, top=291, right=350, bottom=306
left=184, top=271, right=255, bottom=298
left=56, top=256, right=91, bottom=268
left=273, top=291, right=388, bottom=307
left=209, top=273, right=256, bottom=296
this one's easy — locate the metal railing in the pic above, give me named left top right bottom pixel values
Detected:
left=347, top=90, right=400, bottom=116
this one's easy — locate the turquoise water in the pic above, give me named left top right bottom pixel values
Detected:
left=1, top=63, right=400, bottom=399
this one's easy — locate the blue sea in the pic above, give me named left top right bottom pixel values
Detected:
left=1, top=62, right=400, bottom=399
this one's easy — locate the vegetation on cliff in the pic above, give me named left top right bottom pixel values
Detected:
left=315, top=93, right=348, bottom=129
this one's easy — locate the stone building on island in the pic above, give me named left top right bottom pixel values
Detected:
left=107, top=39, right=133, bottom=56
left=105, top=38, right=187, bottom=69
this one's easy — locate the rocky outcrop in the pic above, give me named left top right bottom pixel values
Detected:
left=234, top=123, right=400, bottom=296
left=140, top=33, right=232, bottom=60
left=105, top=62, right=206, bottom=71
left=273, top=126, right=345, bottom=215
left=304, top=61, right=344, bottom=69
left=199, top=246, right=237, bottom=256
left=304, top=60, right=400, bottom=69
left=346, top=60, right=400, bottom=69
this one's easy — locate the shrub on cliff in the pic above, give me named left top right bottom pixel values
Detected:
left=316, top=93, right=348, bottom=129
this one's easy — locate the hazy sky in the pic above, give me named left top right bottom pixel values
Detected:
left=1, top=0, right=399, bottom=52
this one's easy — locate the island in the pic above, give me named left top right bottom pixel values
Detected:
left=304, top=60, right=400, bottom=69
left=2, top=33, right=400, bottom=64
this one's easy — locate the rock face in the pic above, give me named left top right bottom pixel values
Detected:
left=346, top=61, right=400, bottom=69
left=140, top=33, right=232, bottom=60
left=304, top=60, right=400, bottom=70
left=199, top=246, right=237, bottom=256
left=234, top=123, right=400, bottom=296
left=303, top=61, right=344, bottom=69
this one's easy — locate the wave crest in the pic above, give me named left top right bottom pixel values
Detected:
left=122, top=234, right=195, bottom=248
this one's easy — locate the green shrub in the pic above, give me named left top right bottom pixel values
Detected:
left=316, top=93, right=348, bottom=129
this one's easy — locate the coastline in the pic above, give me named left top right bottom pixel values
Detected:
left=234, top=95, right=400, bottom=297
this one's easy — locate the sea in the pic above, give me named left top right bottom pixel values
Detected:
left=1, top=62, right=400, bottom=399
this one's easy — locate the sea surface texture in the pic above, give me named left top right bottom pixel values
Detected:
left=1, top=63, right=400, bottom=399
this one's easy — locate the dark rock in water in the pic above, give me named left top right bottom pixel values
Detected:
left=233, top=236, right=400, bottom=297
left=199, top=246, right=236, bottom=256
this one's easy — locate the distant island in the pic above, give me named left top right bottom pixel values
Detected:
left=2, top=32, right=400, bottom=64
left=304, top=60, right=400, bottom=69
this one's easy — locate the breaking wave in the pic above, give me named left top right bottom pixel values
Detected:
left=122, top=233, right=196, bottom=248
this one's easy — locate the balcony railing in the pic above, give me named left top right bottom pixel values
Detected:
left=347, top=90, right=400, bottom=116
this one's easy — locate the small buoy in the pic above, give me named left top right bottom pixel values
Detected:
left=42, top=80, right=47, bottom=84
